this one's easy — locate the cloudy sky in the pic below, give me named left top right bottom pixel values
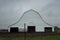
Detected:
left=0, top=0, right=60, bottom=29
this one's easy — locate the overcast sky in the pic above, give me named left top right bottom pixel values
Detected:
left=0, top=0, right=60, bottom=29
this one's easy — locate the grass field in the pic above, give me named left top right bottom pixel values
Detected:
left=0, top=35, right=60, bottom=40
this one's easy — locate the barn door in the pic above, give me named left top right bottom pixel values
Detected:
left=44, top=27, right=52, bottom=32
left=10, top=27, right=18, bottom=32
left=27, top=26, right=35, bottom=33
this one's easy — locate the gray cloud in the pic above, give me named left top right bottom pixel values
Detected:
left=0, top=0, right=60, bottom=29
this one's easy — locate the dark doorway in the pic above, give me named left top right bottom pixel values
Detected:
left=44, top=27, right=52, bottom=32
left=10, top=27, right=18, bottom=32
left=27, top=26, right=35, bottom=33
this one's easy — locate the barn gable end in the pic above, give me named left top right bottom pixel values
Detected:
left=8, top=9, right=54, bottom=32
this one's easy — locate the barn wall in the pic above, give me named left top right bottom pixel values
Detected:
left=8, top=26, right=54, bottom=32
left=8, top=9, right=54, bottom=32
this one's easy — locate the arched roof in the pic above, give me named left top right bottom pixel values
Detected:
left=8, top=9, right=53, bottom=27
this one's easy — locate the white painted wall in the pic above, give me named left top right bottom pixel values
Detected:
left=8, top=9, right=54, bottom=32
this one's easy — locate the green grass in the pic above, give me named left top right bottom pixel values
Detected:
left=0, top=35, right=60, bottom=40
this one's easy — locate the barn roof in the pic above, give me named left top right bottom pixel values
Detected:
left=8, top=9, right=53, bottom=27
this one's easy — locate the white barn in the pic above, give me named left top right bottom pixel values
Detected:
left=8, top=9, right=54, bottom=32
